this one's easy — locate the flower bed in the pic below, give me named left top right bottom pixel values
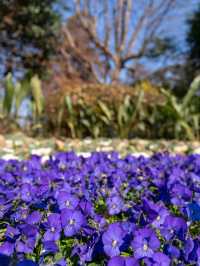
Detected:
left=0, top=152, right=200, bottom=265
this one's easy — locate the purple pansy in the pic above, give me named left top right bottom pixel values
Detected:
left=0, top=241, right=15, bottom=256
left=164, top=244, right=180, bottom=259
left=106, top=195, right=124, bottom=215
left=15, top=224, right=38, bottom=254
left=5, top=225, right=20, bottom=241
left=142, top=199, right=169, bottom=228
left=26, top=211, right=42, bottom=225
left=42, top=241, right=59, bottom=254
left=54, top=258, right=67, bottom=266
left=102, top=223, right=124, bottom=257
left=144, top=252, right=170, bottom=266
left=131, top=228, right=160, bottom=259
left=108, top=256, right=125, bottom=266
left=16, top=260, right=39, bottom=266
left=56, top=191, right=79, bottom=210
left=108, top=256, right=139, bottom=266
left=43, top=213, right=61, bottom=241
left=0, top=152, right=200, bottom=264
left=170, top=183, right=192, bottom=206
left=61, top=209, right=85, bottom=237
left=161, top=215, right=187, bottom=241
left=20, top=183, right=36, bottom=203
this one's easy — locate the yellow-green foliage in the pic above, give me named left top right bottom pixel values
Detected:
left=3, top=73, right=15, bottom=116
left=30, top=75, right=44, bottom=118
left=44, top=77, right=200, bottom=139
left=1, top=74, right=200, bottom=139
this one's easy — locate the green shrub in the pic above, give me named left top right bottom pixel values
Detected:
left=44, top=77, right=200, bottom=139
left=1, top=74, right=199, bottom=140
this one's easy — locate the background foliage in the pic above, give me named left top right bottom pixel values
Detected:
left=0, top=0, right=60, bottom=77
left=0, top=74, right=199, bottom=140
left=0, top=1, right=200, bottom=140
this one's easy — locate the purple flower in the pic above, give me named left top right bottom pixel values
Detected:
left=152, top=207, right=169, bottom=228
left=164, top=244, right=180, bottom=259
left=183, top=237, right=200, bottom=262
left=92, top=214, right=106, bottom=229
left=42, top=241, right=59, bottom=254
left=170, top=183, right=192, bottom=206
left=125, top=257, right=139, bottom=266
left=142, top=199, right=169, bottom=228
left=0, top=241, right=14, bottom=256
left=131, top=228, right=160, bottom=259
left=56, top=191, right=79, bottom=210
left=108, top=256, right=139, bottom=266
left=72, top=242, right=94, bottom=263
left=108, top=256, right=125, bottom=266
left=197, top=247, right=200, bottom=265
left=0, top=202, right=12, bottom=219
left=54, top=258, right=67, bottom=266
left=61, top=209, right=85, bottom=237
left=15, top=224, right=38, bottom=254
left=79, top=199, right=94, bottom=216
left=43, top=213, right=61, bottom=241
left=5, top=225, right=20, bottom=241
left=17, top=260, right=39, bottom=266
left=187, top=202, right=200, bottom=221
left=184, top=237, right=195, bottom=262
left=106, top=195, right=124, bottom=215
left=153, top=252, right=170, bottom=266
left=26, top=211, right=42, bottom=225
left=161, top=215, right=187, bottom=241
left=1, top=152, right=200, bottom=265
left=102, top=223, right=124, bottom=257
left=144, top=252, right=170, bottom=266
left=11, top=207, right=29, bottom=222
left=20, top=183, right=35, bottom=202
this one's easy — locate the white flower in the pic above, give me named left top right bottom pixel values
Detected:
left=2, top=154, right=19, bottom=160
left=77, top=152, right=91, bottom=158
left=31, top=148, right=52, bottom=156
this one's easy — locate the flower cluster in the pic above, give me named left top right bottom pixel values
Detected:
left=0, top=152, right=200, bottom=265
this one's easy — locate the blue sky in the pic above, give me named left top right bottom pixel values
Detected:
left=166, top=1, right=200, bottom=50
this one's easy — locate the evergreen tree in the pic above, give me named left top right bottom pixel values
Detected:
left=187, top=4, right=200, bottom=79
left=0, top=0, right=61, bottom=77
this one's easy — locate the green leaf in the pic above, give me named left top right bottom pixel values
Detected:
left=81, top=119, right=91, bottom=129
left=15, top=79, right=31, bottom=116
left=66, top=120, right=76, bottom=138
left=179, top=120, right=195, bottom=140
left=182, top=75, right=200, bottom=109
left=30, top=75, right=44, bottom=117
left=65, top=95, right=73, bottom=115
left=57, top=101, right=65, bottom=127
left=3, top=73, right=15, bottom=116
left=98, top=101, right=112, bottom=121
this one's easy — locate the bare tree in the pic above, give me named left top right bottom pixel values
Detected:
left=57, top=0, right=183, bottom=84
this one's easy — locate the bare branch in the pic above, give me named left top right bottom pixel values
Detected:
left=126, top=1, right=153, bottom=54
left=75, top=12, right=115, bottom=62
left=119, top=0, right=132, bottom=52
left=103, top=0, right=111, bottom=49
left=60, top=0, right=181, bottom=83
left=113, top=2, right=119, bottom=53
left=74, top=0, right=81, bottom=14
left=124, top=0, right=177, bottom=65
left=83, top=0, right=90, bottom=15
